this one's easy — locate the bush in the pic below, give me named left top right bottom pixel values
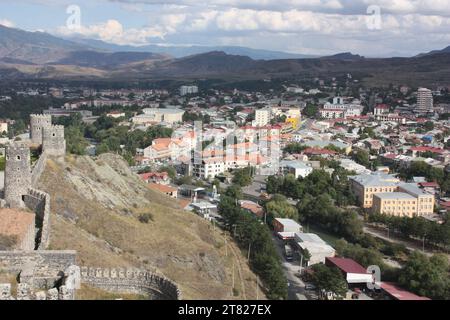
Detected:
left=138, top=213, right=153, bottom=224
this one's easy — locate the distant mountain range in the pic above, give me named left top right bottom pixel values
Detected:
left=70, top=38, right=316, bottom=60
left=0, top=24, right=450, bottom=87
left=416, top=46, right=450, bottom=57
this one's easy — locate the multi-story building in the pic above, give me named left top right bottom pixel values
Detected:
left=133, top=108, right=185, bottom=125
left=253, top=108, right=271, bottom=127
left=416, top=88, right=433, bottom=113
left=372, top=193, right=419, bottom=218
left=179, top=85, right=199, bottom=96
left=320, top=97, right=363, bottom=119
left=350, top=173, right=435, bottom=217
left=350, top=173, right=402, bottom=208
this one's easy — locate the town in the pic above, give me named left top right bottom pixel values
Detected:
left=1, top=78, right=449, bottom=301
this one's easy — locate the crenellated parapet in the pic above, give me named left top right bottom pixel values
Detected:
left=80, top=267, right=182, bottom=300
left=0, top=283, right=72, bottom=301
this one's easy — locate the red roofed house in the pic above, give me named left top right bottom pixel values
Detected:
left=374, top=104, right=390, bottom=116
left=410, top=146, right=445, bottom=157
left=418, top=182, right=440, bottom=195
left=148, top=183, right=178, bottom=199
left=239, top=200, right=264, bottom=218
left=303, top=147, right=337, bottom=158
left=139, top=172, right=170, bottom=185
left=325, top=257, right=373, bottom=284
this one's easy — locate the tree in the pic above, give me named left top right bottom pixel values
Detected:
left=265, top=195, right=298, bottom=222
left=158, top=165, right=177, bottom=179
left=399, top=252, right=450, bottom=299
left=352, top=149, right=371, bottom=168
left=225, top=185, right=243, bottom=200
left=303, top=104, right=318, bottom=118
left=232, top=167, right=254, bottom=187
left=310, top=264, right=348, bottom=299
left=0, top=156, right=5, bottom=171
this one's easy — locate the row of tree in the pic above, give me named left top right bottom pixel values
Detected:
left=266, top=168, right=357, bottom=207
left=218, top=186, right=288, bottom=300
left=55, top=114, right=173, bottom=165
left=369, top=213, right=450, bottom=248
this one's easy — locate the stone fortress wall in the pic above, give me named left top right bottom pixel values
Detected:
left=23, top=188, right=51, bottom=250
left=81, top=267, right=182, bottom=300
left=0, top=114, right=182, bottom=300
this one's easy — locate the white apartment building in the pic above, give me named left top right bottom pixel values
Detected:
left=253, top=108, right=271, bottom=127
left=133, top=108, right=185, bottom=125
left=320, top=97, right=363, bottom=119
left=180, top=85, right=199, bottom=96
left=416, top=88, right=433, bottom=113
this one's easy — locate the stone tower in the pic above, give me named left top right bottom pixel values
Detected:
left=4, top=143, right=32, bottom=208
left=30, top=114, right=52, bottom=145
left=42, top=125, right=66, bottom=157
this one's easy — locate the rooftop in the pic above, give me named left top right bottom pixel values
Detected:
left=373, top=192, right=416, bottom=200
left=350, top=173, right=400, bottom=187
left=148, top=183, right=177, bottom=193
left=326, top=257, right=368, bottom=274
left=381, top=282, right=430, bottom=300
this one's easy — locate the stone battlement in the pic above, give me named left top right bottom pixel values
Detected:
left=0, top=283, right=73, bottom=300
left=81, top=267, right=182, bottom=300
left=30, top=114, right=52, bottom=120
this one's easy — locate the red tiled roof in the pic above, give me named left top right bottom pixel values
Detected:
left=381, top=282, right=430, bottom=300
left=410, top=146, right=444, bottom=154
left=303, top=147, right=337, bottom=155
left=419, top=182, right=439, bottom=188
left=326, top=257, right=367, bottom=274
left=148, top=183, right=177, bottom=193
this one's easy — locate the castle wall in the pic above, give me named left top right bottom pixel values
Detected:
left=31, top=152, right=48, bottom=187
left=80, top=267, right=181, bottom=300
left=0, top=250, right=76, bottom=280
left=23, top=188, right=51, bottom=250
left=0, top=283, right=73, bottom=300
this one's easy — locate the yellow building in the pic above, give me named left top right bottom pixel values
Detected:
left=350, top=173, right=435, bottom=217
left=350, top=173, right=400, bottom=208
left=372, top=193, right=418, bottom=218
left=285, top=116, right=301, bottom=130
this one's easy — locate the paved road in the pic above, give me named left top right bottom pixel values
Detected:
left=242, top=176, right=297, bottom=205
left=270, top=236, right=310, bottom=300
left=363, top=225, right=434, bottom=257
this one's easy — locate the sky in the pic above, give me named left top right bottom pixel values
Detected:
left=1, top=0, right=450, bottom=57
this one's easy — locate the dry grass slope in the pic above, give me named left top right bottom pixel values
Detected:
left=37, top=154, right=263, bottom=300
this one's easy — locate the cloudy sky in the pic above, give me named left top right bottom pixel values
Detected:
left=1, top=0, right=450, bottom=57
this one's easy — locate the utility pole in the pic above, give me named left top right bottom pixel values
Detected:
left=299, top=254, right=303, bottom=275
left=232, top=261, right=235, bottom=296
left=225, top=238, right=228, bottom=257
left=256, top=276, right=259, bottom=300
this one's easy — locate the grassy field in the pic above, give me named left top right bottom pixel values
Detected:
left=305, top=224, right=342, bottom=247
left=39, top=154, right=262, bottom=300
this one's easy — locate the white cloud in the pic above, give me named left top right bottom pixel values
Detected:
left=0, top=18, right=15, bottom=28
left=56, top=19, right=167, bottom=45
